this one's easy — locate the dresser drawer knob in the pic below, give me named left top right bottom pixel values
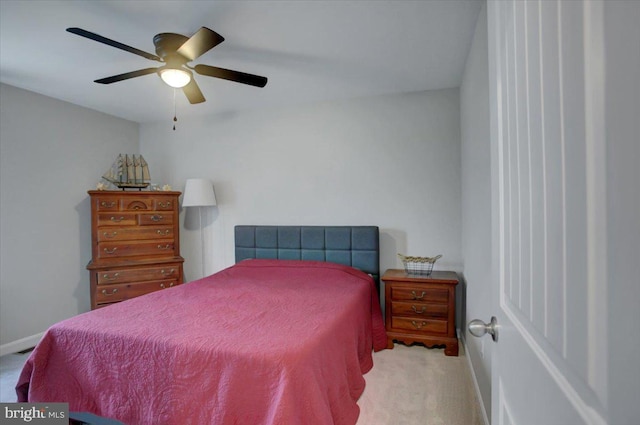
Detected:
left=103, top=231, right=118, bottom=238
left=101, top=288, right=118, bottom=296
left=100, top=201, right=116, bottom=208
left=157, top=244, right=171, bottom=250
left=411, top=305, right=427, bottom=314
left=150, top=215, right=163, bottom=222
left=102, top=273, right=120, bottom=281
left=103, top=247, right=118, bottom=254
left=411, top=291, right=426, bottom=300
left=411, top=320, right=427, bottom=330
left=156, top=230, right=170, bottom=236
left=160, top=269, right=175, bottom=276
left=158, top=201, right=171, bottom=208
left=110, top=216, right=125, bottom=222
left=160, top=282, right=175, bottom=289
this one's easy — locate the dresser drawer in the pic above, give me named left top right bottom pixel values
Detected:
left=154, top=197, right=176, bottom=210
left=97, top=265, right=180, bottom=284
left=391, top=301, right=448, bottom=319
left=138, top=213, right=173, bottom=225
left=97, top=240, right=175, bottom=259
left=94, top=197, right=120, bottom=211
left=390, top=286, right=449, bottom=303
left=95, top=279, right=180, bottom=303
left=390, top=317, right=448, bottom=335
left=121, top=198, right=154, bottom=211
left=97, top=213, right=138, bottom=226
left=97, top=226, right=174, bottom=242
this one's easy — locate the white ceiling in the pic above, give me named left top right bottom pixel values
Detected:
left=0, top=0, right=483, bottom=123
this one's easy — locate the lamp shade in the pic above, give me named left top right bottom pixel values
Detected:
left=182, top=179, right=216, bottom=207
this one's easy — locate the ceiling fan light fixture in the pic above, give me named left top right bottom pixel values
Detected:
left=68, top=27, right=267, bottom=105
left=159, top=68, right=192, bottom=88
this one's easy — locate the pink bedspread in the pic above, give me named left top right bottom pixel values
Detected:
left=17, top=259, right=386, bottom=425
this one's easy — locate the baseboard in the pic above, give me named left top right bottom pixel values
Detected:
left=0, top=332, right=44, bottom=357
left=459, top=330, right=490, bottom=425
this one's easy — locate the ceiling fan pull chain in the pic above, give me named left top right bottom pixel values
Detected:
left=173, top=88, right=177, bottom=131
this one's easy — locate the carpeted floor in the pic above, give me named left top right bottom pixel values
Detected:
left=357, top=343, right=484, bottom=425
left=1, top=343, right=484, bottom=425
left=0, top=351, right=28, bottom=403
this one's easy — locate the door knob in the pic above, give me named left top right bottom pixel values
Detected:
left=468, top=316, right=498, bottom=342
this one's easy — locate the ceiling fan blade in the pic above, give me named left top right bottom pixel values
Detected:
left=66, top=27, right=162, bottom=62
left=182, top=79, right=206, bottom=104
left=194, top=65, right=267, bottom=88
left=94, top=68, right=159, bottom=84
left=177, top=27, right=225, bottom=62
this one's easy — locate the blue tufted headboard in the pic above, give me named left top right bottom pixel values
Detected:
left=235, top=225, right=380, bottom=293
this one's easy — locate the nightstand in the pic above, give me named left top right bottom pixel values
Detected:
left=382, top=269, right=459, bottom=356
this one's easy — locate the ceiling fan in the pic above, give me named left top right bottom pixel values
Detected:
left=66, top=26, right=268, bottom=104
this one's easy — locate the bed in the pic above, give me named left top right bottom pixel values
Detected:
left=17, top=225, right=386, bottom=425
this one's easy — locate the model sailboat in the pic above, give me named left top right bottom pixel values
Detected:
left=102, top=154, right=151, bottom=190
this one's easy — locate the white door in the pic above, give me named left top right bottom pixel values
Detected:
left=486, top=1, right=610, bottom=424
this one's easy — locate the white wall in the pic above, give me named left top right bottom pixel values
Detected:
left=0, top=84, right=139, bottom=354
left=459, top=4, right=491, bottom=422
left=603, top=1, right=640, bottom=422
left=140, top=89, right=462, bottom=287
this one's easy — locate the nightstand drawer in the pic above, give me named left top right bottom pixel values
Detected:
left=391, top=301, right=448, bottom=319
left=391, top=317, right=448, bottom=334
left=390, top=287, right=449, bottom=303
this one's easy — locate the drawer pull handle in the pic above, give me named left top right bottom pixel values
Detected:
left=157, top=244, right=171, bottom=250
left=150, top=215, right=163, bottom=222
left=411, top=291, right=426, bottom=300
left=160, top=282, right=175, bottom=289
left=411, top=320, right=427, bottom=330
left=103, top=231, right=118, bottom=238
left=102, top=273, right=120, bottom=281
left=157, top=230, right=170, bottom=236
left=158, top=201, right=171, bottom=208
left=100, top=201, right=116, bottom=208
left=110, top=216, right=125, bottom=222
left=411, top=305, right=427, bottom=314
left=101, top=288, right=118, bottom=296
left=103, top=247, right=118, bottom=254
left=160, top=269, right=175, bottom=276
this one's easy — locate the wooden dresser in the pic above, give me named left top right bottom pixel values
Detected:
left=87, top=190, right=184, bottom=309
left=382, top=269, right=459, bottom=356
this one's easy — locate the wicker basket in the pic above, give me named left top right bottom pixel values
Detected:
left=398, top=253, right=442, bottom=276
